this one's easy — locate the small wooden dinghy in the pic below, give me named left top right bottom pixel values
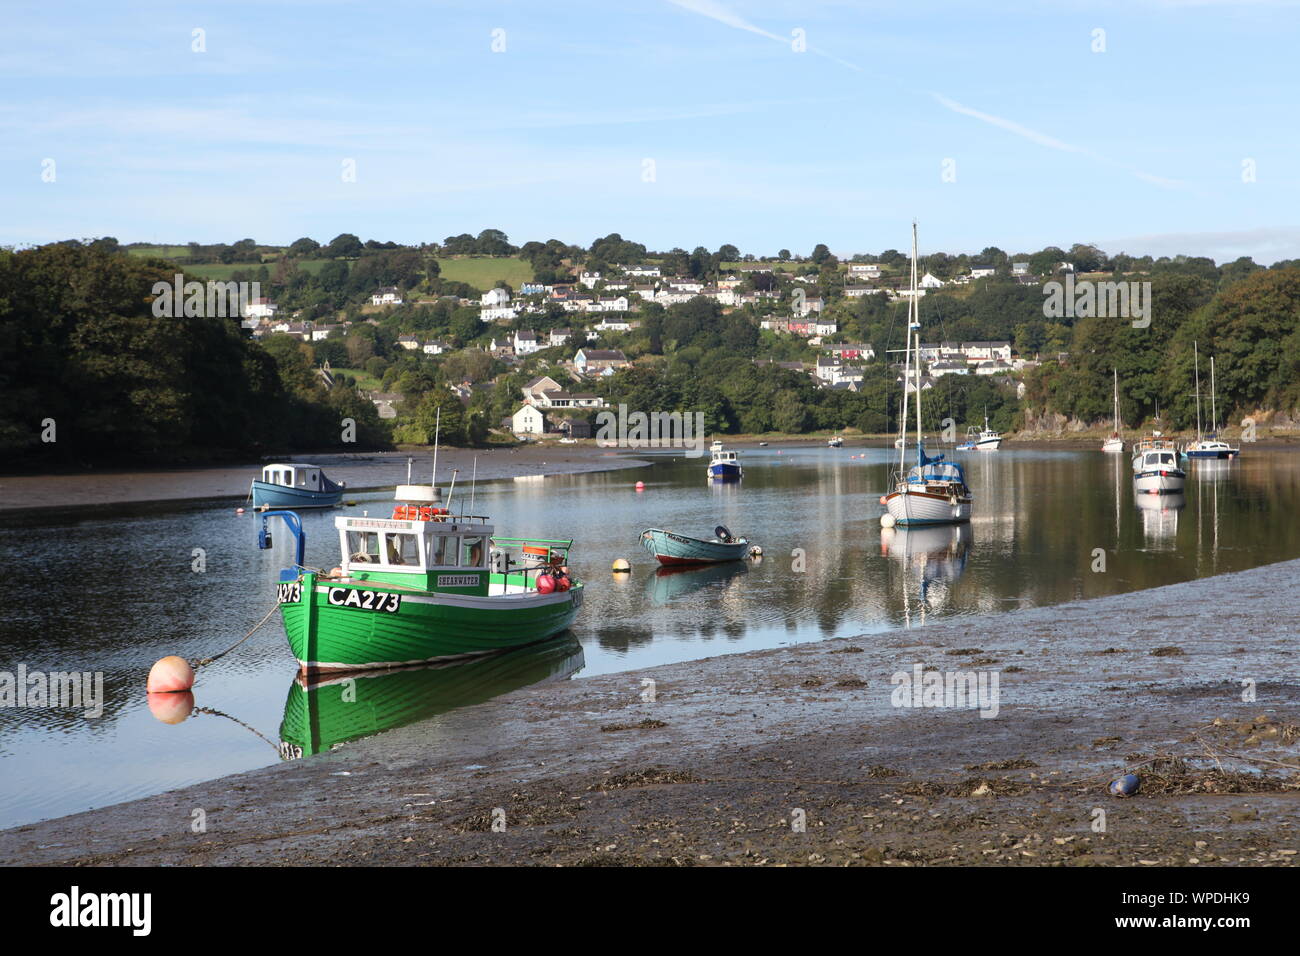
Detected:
left=639, top=526, right=751, bottom=566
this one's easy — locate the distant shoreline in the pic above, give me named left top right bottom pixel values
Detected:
left=0, top=445, right=649, bottom=513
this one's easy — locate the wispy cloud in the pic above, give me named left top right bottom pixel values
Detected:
left=931, top=93, right=1187, bottom=190
left=666, top=0, right=1187, bottom=188
left=665, top=0, right=861, bottom=70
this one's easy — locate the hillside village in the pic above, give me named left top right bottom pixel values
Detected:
left=228, top=242, right=1072, bottom=440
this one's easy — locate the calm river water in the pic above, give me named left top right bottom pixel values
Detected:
left=1, top=444, right=1296, bottom=828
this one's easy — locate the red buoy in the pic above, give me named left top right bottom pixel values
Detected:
left=536, top=573, right=556, bottom=594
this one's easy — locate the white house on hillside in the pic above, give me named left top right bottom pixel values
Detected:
left=514, top=329, right=540, bottom=354
left=371, top=287, right=403, bottom=306
left=512, top=404, right=546, bottom=436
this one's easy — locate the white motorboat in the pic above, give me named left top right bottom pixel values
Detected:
left=957, top=414, right=1001, bottom=451
left=1132, top=442, right=1186, bottom=494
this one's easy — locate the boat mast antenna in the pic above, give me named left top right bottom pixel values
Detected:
left=469, top=456, right=478, bottom=513
left=446, top=469, right=461, bottom=513
left=431, top=407, right=441, bottom=494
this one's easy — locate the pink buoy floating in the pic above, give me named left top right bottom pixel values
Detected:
left=147, top=655, right=194, bottom=693
left=635, top=481, right=645, bottom=491
left=235, top=507, right=245, bottom=515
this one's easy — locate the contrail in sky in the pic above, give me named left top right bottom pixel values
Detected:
left=666, top=0, right=1184, bottom=188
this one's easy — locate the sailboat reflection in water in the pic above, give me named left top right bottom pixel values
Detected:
left=881, top=523, right=972, bottom=627
left=278, top=636, right=584, bottom=758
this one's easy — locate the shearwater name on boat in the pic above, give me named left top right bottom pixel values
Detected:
left=261, top=478, right=583, bottom=674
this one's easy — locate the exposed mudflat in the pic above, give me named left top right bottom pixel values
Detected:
left=3, top=560, right=1298, bottom=867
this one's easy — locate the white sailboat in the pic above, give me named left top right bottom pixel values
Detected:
left=1102, top=369, right=1124, bottom=453
left=882, top=223, right=973, bottom=527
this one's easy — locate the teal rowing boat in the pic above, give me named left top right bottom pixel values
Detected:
left=639, top=526, right=751, bottom=566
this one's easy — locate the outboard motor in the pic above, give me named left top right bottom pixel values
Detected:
left=715, top=525, right=733, bottom=543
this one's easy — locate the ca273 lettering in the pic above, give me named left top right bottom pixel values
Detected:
left=277, top=582, right=302, bottom=604
left=327, top=587, right=401, bottom=613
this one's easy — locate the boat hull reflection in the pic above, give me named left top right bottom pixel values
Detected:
left=646, top=561, right=749, bottom=605
left=279, top=635, right=584, bottom=757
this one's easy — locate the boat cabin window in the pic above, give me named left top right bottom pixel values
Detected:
left=347, top=530, right=381, bottom=563
left=384, top=532, right=420, bottom=566
left=427, top=533, right=456, bottom=567
left=460, top=536, right=486, bottom=568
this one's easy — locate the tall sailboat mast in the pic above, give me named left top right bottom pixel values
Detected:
left=911, top=222, right=922, bottom=456
left=1113, top=368, right=1120, bottom=432
left=1193, top=341, right=1203, bottom=442
left=1210, top=355, right=1218, bottom=434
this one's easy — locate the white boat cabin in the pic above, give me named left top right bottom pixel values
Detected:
left=1136, top=449, right=1179, bottom=471
left=262, top=463, right=327, bottom=490
left=337, top=514, right=493, bottom=576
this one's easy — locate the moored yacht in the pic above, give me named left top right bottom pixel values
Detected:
left=882, top=223, right=973, bottom=527
left=1184, top=351, right=1241, bottom=460
left=1102, top=370, right=1124, bottom=453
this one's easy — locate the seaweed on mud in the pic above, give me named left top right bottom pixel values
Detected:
left=586, top=767, right=701, bottom=791
left=966, top=759, right=1039, bottom=771
left=447, top=789, right=584, bottom=832
left=898, top=776, right=1032, bottom=797
left=600, top=719, right=668, bottom=732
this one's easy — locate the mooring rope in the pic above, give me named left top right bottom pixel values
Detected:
left=192, top=602, right=280, bottom=669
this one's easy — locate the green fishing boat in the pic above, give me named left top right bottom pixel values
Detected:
left=278, top=636, right=585, bottom=757
left=263, top=479, right=584, bottom=674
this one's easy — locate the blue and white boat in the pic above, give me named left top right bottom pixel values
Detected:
left=882, top=223, right=974, bottom=528
left=1131, top=441, right=1186, bottom=494
left=707, top=441, right=743, bottom=481
left=250, top=462, right=345, bottom=509
left=1185, top=352, right=1241, bottom=460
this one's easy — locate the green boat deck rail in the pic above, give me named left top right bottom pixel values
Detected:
left=489, top=536, right=575, bottom=591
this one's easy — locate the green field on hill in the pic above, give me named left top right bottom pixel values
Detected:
left=435, top=256, right=533, bottom=288
left=173, top=259, right=333, bottom=280
left=126, top=245, right=193, bottom=260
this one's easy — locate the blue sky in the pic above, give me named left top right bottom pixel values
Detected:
left=3, top=0, right=1298, bottom=262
